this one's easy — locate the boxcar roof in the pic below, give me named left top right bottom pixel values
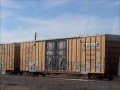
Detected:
left=1, top=34, right=120, bottom=43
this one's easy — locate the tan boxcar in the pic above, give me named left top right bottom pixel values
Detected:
left=67, top=34, right=120, bottom=76
left=20, top=34, right=120, bottom=77
left=67, top=35, right=105, bottom=74
left=0, top=43, right=20, bottom=74
left=20, top=41, right=45, bottom=74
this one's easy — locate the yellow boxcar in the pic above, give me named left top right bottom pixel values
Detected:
left=67, top=35, right=105, bottom=74
left=67, top=34, right=120, bottom=77
left=20, top=34, right=120, bottom=78
left=0, top=43, right=20, bottom=74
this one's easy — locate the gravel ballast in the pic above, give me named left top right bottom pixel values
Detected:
left=0, top=75, right=120, bottom=90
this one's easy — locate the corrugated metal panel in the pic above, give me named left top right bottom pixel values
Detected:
left=67, top=35, right=105, bottom=74
left=20, top=41, right=45, bottom=72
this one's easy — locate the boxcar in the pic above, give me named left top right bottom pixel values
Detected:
left=66, top=34, right=120, bottom=79
left=0, top=43, right=20, bottom=74
left=20, top=34, right=120, bottom=79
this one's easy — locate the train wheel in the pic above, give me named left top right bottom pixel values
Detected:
left=14, top=71, right=18, bottom=75
left=7, top=71, right=12, bottom=75
left=31, top=73, right=34, bottom=76
left=23, top=72, right=28, bottom=76
left=93, top=74, right=99, bottom=80
left=42, top=73, right=45, bottom=77
left=27, top=72, right=31, bottom=76
left=98, top=75, right=104, bottom=80
left=19, top=72, right=23, bottom=75
left=88, top=73, right=93, bottom=79
left=39, top=72, right=45, bottom=77
left=108, top=75, right=113, bottom=81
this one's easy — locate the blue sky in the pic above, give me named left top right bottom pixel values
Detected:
left=0, top=0, right=120, bottom=43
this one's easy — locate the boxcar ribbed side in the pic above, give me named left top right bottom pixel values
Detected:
left=0, top=43, right=20, bottom=74
left=66, top=35, right=105, bottom=74
left=20, top=41, right=45, bottom=73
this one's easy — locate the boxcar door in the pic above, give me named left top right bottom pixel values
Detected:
left=45, top=40, right=67, bottom=71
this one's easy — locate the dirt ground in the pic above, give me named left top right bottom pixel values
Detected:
left=0, top=84, right=30, bottom=90
left=0, top=75, right=120, bottom=90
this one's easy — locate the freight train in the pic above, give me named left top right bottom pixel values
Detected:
left=0, top=34, right=120, bottom=80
